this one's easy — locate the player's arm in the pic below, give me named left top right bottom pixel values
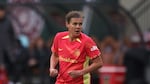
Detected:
left=49, top=52, right=59, bottom=77
left=68, top=55, right=103, bottom=78
left=81, top=38, right=103, bottom=75
left=81, top=54, right=103, bottom=74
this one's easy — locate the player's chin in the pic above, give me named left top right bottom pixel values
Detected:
left=74, top=34, right=80, bottom=38
left=74, top=32, right=81, bottom=36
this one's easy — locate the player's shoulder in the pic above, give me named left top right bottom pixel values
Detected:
left=55, top=31, right=68, bottom=37
left=81, top=33, right=92, bottom=41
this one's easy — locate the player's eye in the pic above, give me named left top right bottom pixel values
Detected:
left=73, top=23, right=78, bottom=26
left=73, top=23, right=82, bottom=26
left=79, top=23, right=82, bottom=26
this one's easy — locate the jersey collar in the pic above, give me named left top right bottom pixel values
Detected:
left=62, top=34, right=82, bottom=43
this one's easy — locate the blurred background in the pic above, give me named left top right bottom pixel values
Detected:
left=0, top=0, right=150, bottom=84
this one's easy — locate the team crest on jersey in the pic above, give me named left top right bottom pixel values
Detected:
left=74, top=49, right=80, bottom=57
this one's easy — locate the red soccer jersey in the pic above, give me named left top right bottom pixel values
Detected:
left=51, top=31, right=101, bottom=84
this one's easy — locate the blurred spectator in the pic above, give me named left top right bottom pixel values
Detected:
left=0, top=4, right=16, bottom=83
left=34, top=37, right=50, bottom=84
left=123, top=34, right=149, bottom=84
left=9, top=39, right=28, bottom=84
left=122, top=37, right=132, bottom=51
left=18, top=34, right=29, bottom=48
left=25, top=40, right=37, bottom=84
left=117, top=37, right=132, bottom=65
left=100, top=36, right=120, bottom=65
left=25, top=37, right=50, bottom=84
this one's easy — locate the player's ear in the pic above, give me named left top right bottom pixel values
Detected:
left=66, top=21, right=69, bottom=28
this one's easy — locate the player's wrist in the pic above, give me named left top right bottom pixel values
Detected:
left=80, top=70, right=85, bottom=75
left=50, top=68, right=56, bottom=70
left=50, top=66, right=55, bottom=70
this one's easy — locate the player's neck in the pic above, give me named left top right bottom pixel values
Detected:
left=69, top=35, right=78, bottom=42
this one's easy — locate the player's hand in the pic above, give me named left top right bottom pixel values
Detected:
left=49, top=68, right=58, bottom=77
left=68, top=70, right=83, bottom=78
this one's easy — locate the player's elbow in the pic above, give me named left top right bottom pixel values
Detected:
left=96, top=61, right=103, bottom=69
left=96, top=57, right=104, bottom=68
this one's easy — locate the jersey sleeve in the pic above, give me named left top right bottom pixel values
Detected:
left=51, top=33, right=59, bottom=53
left=85, top=37, right=101, bottom=59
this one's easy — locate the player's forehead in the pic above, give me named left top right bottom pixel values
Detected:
left=70, top=18, right=83, bottom=23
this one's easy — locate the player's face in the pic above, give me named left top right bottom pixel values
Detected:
left=66, top=17, right=83, bottom=38
left=0, top=9, right=5, bottom=19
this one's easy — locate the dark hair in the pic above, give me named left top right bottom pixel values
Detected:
left=65, top=11, right=84, bottom=23
left=0, top=4, right=6, bottom=10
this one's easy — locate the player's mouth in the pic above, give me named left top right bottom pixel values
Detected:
left=75, top=30, right=80, bottom=33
